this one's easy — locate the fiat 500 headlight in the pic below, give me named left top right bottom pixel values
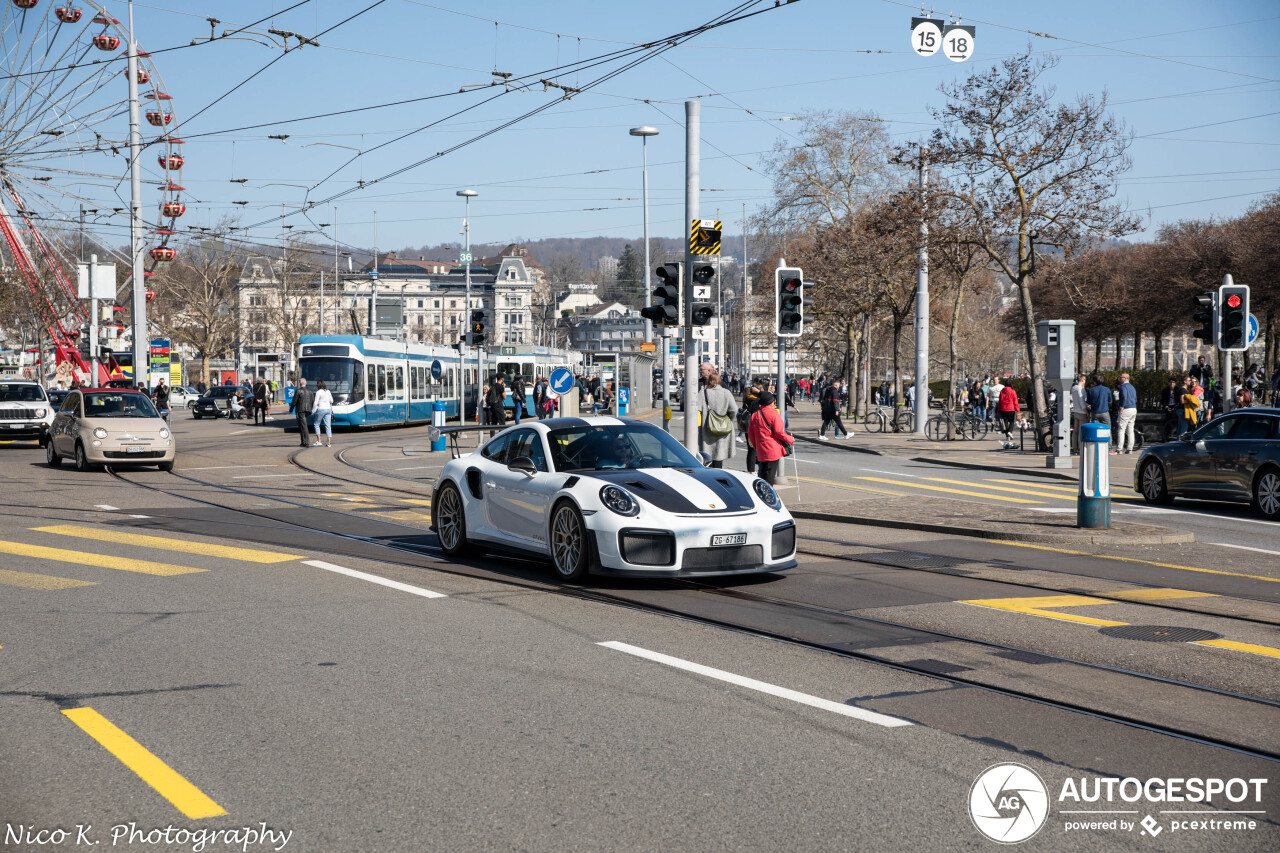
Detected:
left=159, top=427, right=170, bottom=439
left=600, top=485, right=640, bottom=516
left=92, top=427, right=108, bottom=439
left=753, top=478, right=781, bottom=510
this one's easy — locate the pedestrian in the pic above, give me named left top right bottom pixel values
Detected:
left=312, top=380, right=334, bottom=446
left=747, top=390, right=794, bottom=485
left=533, top=375, right=548, bottom=419
left=486, top=378, right=507, bottom=426
left=1086, top=375, right=1112, bottom=436
left=818, top=378, right=848, bottom=440
left=1116, top=372, right=1138, bottom=454
left=996, top=380, right=1021, bottom=449
left=1181, top=376, right=1202, bottom=435
left=1189, top=355, right=1213, bottom=388
left=153, top=379, right=170, bottom=421
left=252, top=376, right=269, bottom=425
left=740, top=380, right=762, bottom=472
left=986, top=376, right=1004, bottom=423
left=697, top=372, right=738, bottom=468
left=968, top=380, right=985, bottom=422
left=196, top=380, right=206, bottom=395
left=1162, top=377, right=1181, bottom=441
left=510, top=372, right=526, bottom=424
left=1235, top=386, right=1254, bottom=409
left=290, top=378, right=315, bottom=447
left=1069, top=375, right=1088, bottom=453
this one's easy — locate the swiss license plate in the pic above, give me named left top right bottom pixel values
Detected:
left=125, top=445, right=144, bottom=453
left=711, top=533, right=746, bottom=547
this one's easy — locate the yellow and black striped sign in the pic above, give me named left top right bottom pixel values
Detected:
left=690, top=219, right=722, bottom=255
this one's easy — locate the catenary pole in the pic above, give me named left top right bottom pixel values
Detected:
left=683, top=101, right=700, bottom=452
left=127, top=2, right=146, bottom=389
left=913, top=146, right=929, bottom=434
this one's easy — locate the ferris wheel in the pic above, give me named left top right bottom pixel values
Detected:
left=0, top=0, right=185, bottom=383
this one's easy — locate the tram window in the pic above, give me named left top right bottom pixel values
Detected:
left=447, top=368, right=456, bottom=398
left=350, top=364, right=364, bottom=403
left=367, top=364, right=377, bottom=401
left=410, top=366, right=418, bottom=400
left=394, top=366, right=404, bottom=400
left=376, top=365, right=387, bottom=400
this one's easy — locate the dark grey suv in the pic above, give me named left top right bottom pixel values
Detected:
left=1135, top=407, right=1280, bottom=520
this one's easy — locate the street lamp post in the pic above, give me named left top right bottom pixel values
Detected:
left=457, top=189, right=479, bottom=422
left=629, top=127, right=658, bottom=345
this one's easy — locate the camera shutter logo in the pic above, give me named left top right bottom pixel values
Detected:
left=969, top=763, right=1050, bottom=844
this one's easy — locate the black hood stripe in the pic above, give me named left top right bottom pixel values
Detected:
left=584, top=468, right=755, bottom=513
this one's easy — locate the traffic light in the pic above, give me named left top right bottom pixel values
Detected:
left=1191, top=291, right=1216, bottom=348
left=690, top=263, right=715, bottom=326
left=641, top=262, right=682, bottom=327
left=1217, top=282, right=1250, bottom=351
left=775, top=267, right=804, bottom=337
left=467, top=309, right=487, bottom=346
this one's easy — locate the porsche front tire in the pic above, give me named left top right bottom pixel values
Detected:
left=550, top=501, right=591, bottom=582
left=435, top=482, right=471, bottom=556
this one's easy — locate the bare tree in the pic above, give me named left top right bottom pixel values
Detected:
left=924, top=53, right=1139, bottom=441
left=151, top=240, right=239, bottom=387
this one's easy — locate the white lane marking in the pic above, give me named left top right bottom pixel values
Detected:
left=184, top=465, right=282, bottom=471
left=1027, top=507, right=1074, bottom=513
left=395, top=465, right=438, bottom=470
left=301, top=560, right=447, bottom=599
left=228, top=429, right=258, bottom=435
left=94, top=504, right=119, bottom=511
left=598, top=641, right=911, bottom=729
left=1211, top=542, right=1280, bottom=557
left=863, top=468, right=917, bottom=477
left=128, top=514, right=151, bottom=519
left=231, top=473, right=315, bottom=479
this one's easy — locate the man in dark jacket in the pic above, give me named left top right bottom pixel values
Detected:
left=291, top=378, right=316, bottom=447
left=532, top=375, right=548, bottom=418
left=252, top=377, right=270, bottom=425
left=1161, top=377, right=1181, bottom=441
left=487, top=378, right=507, bottom=426
left=818, top=380, right=848, bottom=440
left=1086, top=375, right=1112, bottom=430
left=510, top=374, right=526, bottom=424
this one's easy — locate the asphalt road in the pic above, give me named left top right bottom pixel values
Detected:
left=1, top=413, right=1278, bottom=852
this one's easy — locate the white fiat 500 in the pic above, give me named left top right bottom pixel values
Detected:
left=431, top=417, right=797, bottom=581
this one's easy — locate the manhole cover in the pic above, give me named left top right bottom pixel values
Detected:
left=1098, top=625, right=1222, bottom=643
left=858, top=551, right=972, bottom=570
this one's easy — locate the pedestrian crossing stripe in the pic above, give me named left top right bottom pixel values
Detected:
left=0, top=568, right=97, bottom=590
left=0, top=540, right=205, bottom=577
left=32, top=526, right=299, bottom=563
left=921, top=477, right=1075, bottom=500
left=398, top=498, right=432, bottom=507
left=851, top=476, right=1039, bottom=504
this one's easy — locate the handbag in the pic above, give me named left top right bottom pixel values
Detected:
left=704, top=390, right=733, bottom=437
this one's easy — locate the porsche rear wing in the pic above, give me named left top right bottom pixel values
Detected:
left=420, top=424, right=506, bottom=459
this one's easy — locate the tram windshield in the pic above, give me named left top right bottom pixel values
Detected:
left=299, top=357, right=362, bottom=403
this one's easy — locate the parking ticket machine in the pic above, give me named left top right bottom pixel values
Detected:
left=1037, top=319, right=1075, bottom=469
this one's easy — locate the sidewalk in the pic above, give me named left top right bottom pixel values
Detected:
left=781, top=401, right=1139, bottom=487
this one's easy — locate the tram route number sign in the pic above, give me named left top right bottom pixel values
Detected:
left=549, top=367, right=574, bottom=396
left=911, top=17, right=974, bottom=62
left=431, top=359, right=443, bottom=381
left=459, top=251, right=473, bottom=265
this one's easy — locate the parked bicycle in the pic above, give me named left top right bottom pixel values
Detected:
left=863, top=405, right=916, bottom=434
left=925, top=407, right=987, bottom=441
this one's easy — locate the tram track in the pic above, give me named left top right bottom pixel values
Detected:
left=101, top=461, right=1280, bottom=765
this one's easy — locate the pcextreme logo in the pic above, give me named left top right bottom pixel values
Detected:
left=969, top=763, right=1050, bottom=844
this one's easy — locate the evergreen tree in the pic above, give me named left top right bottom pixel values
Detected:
left=615, top=244, right=642, bottom=307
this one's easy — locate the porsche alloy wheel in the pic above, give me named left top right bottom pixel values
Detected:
left=550, top=502, right=590, bottom=582
left=435, top=483, right=469, bottom=556
left=1140, top=459, right=1173, bottom=505
left=1254, top=469, right=1280, bottom=520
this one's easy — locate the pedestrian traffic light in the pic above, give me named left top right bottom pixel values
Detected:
left=1217, top=282, right=1250, bottom=352
left=1191, top=291, right=1216, bottom=348
left=641, top=262, right=682, bottom=327
left=775, top=267, right=804, bottom=337
left=467, top=309, right=487, bottom=346
left=690, top=263, right=715, bottom=326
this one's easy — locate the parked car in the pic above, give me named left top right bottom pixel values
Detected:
left=192, top=386, right=248, bottom=419
left=168, top=385, right=200, bottom=409
left=46, top=388, right=174, bottom=471
left=0, top=379, right=54, bottom=445
left=1135, top=407, right=1280, bottom=520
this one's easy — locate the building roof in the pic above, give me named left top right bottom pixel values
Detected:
left=362, top=252, right=454, bottom=275
left=475, top=243, right=546, bottom=272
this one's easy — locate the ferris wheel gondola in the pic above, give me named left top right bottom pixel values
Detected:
left=0, top=0, right=185, bottom=383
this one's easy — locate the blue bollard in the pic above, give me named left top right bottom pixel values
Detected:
left=1077, top=422, right=1111, bottom=529
left=431, top=400, right=446, bottom=452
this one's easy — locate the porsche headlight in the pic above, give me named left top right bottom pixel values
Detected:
left=600, top=485, right=639, bottom=517
left=159, top=427, right=170, bottom=439
left=92, top=427, right=108, bottom=439
left=753, top=478, right=781, bottom=510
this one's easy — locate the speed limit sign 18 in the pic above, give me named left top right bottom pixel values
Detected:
left=943, top=24, right=976, bottom=62
left=910, top=17, right=944, bottom=57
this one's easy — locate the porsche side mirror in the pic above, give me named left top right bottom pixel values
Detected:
left=508, top=455, right=537, bottom=476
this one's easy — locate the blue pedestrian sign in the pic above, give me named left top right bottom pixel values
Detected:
left=669, top=344, right=678, bottom=354
left=549, top=367, right=574, bottom=395
left=430, top=359, right=443, bottom=380
left=618, top=388, right=629, bottom=405
left=1247, top=313, right=1259, bottom=346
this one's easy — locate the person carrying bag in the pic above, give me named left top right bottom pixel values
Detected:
left=747, top=391, right=793, bottom=485
left=697, top=372, right=738, bottom=469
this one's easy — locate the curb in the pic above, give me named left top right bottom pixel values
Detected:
left=790, top=510, right=1195, bottom=547
left=793, top=434, right=882, bottom=456
left=909, top=455, right=1078, bottom=482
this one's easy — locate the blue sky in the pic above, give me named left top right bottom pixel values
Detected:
left=26, top=0, right=1280, bottom=257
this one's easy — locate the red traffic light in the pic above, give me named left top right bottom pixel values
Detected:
left=1226, top=294, right=1242, bottom=308
left=781, top=277, right=801, bottom=292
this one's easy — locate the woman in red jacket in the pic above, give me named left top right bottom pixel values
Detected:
left=997, top=381, right=1021, bottom=449
left=747, top=391, right=794, bottom=484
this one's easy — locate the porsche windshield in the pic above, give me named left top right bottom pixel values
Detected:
left=83, top=393, right=160, bottom=419
left=547, top=423, right=700, bottom=472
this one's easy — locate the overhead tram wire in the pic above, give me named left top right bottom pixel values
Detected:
left=243, top=0, right=798, bottom=231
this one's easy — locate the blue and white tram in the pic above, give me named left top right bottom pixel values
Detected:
left=297, top=335, right=473, bottom=428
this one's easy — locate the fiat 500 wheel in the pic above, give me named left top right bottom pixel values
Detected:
left=46, top=440, right=61, bottom=467
left=550, top=502, right=591, bottom=582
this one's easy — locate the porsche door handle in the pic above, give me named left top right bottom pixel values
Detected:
left=484, top=481, right=496, bottom=489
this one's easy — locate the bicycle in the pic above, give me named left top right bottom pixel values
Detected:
left=862, top=406, right=915, bottom=434
left=926, top=408, right=980, bottom=441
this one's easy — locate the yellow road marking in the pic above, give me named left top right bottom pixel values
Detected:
left=990, top=540, right=1280, bottom=584
left=371, top=510, right=433, bottom=524
left=398, top=498, right=432, bottom=507
left=922, top=477, right=1077, bottom=500
left=0, top=568, right=97, bottom=590
left=1107, top=587, right=1217, bottom=602
left=962, top=594, right=1129, bottom=626
left=33, top=526, right=298, bottom=564
left=0, top=541, right=204, bottom=577
left=1193, top=638, right=1280, bottom=659
left=989, top=478, right=1079, bottom=493
left=853, top=477, right=1040, bottom=504
left=794, top=475, right=906, bottom=497
left=61, top=707, right=226, bottom=819
left=323, top=494, right=373, bottom=502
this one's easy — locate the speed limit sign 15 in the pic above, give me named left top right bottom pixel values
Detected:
left=943, top=25, right=976, bottom=62
left=910, top=17, right=944, bottom=57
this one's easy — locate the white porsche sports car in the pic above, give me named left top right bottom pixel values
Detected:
left=430, top=417, right=797, bottom=581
